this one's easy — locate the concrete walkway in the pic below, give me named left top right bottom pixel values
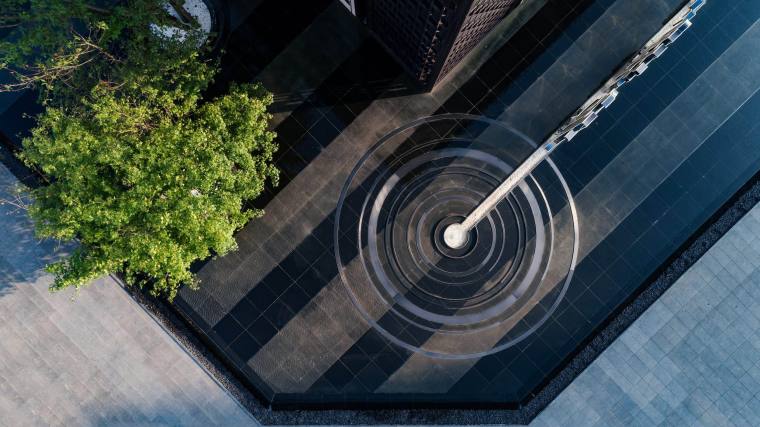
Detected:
left=0, top=164, right=255, bottom=426
left=533, top=201, right=760, bottom=427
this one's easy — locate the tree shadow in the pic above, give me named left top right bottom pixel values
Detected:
left=0, top=179, right=74, bottom=299
left=72, top=391, right=256, bottom=426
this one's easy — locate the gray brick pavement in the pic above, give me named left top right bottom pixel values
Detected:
left=0, top=164, right=255, bottom=426
left=532, top=202, right=760, bottom=427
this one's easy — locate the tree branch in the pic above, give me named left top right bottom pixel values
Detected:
left=0, top=185, right=31, bottom=212
left=167, top=0, right=198, bottom=27
left=84, top=4, right=111, bottom=14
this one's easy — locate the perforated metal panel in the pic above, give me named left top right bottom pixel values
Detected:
left=361, top=0, right=521, bottom=89
left=438, top=0, right=521, bottom=84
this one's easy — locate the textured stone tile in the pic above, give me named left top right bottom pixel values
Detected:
left=534, top=203, right=760, bottom=426
left=0, top=163, right=256, bottom=425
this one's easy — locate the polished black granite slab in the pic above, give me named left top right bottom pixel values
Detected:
left=172, top=0, right=760, bottom=412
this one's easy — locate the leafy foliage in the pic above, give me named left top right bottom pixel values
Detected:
left=1, top=0, right=279, bottom=299
left=0, top=0, right=202, bottom=99
left=0, top=0, right=26, bottom=29
left=22, top=81, right=277, bottom=299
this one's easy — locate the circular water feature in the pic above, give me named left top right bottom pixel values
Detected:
left=335, top=114, right=579, bottom=359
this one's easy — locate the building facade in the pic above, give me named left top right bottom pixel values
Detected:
left=343, top=0, right=522, bottom=90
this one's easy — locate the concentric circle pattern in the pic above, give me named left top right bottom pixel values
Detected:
left=335, top=115, right=579, bottom=359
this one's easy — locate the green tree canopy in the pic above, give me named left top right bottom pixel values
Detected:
left=1, top=0, right=203, bottom=100
left=1, top=0, right=279, bottom=299
left=23, top=81, right=277, bottom=299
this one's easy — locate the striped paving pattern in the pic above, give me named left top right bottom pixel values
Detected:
left=174, top=0, right=760, bottom=411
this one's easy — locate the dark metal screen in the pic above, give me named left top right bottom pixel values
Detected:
left=364, top=0, right=455, bottom=85
left=361, top=0, right=521, bottom=89
left=438, top=0, right=521, bottom=83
